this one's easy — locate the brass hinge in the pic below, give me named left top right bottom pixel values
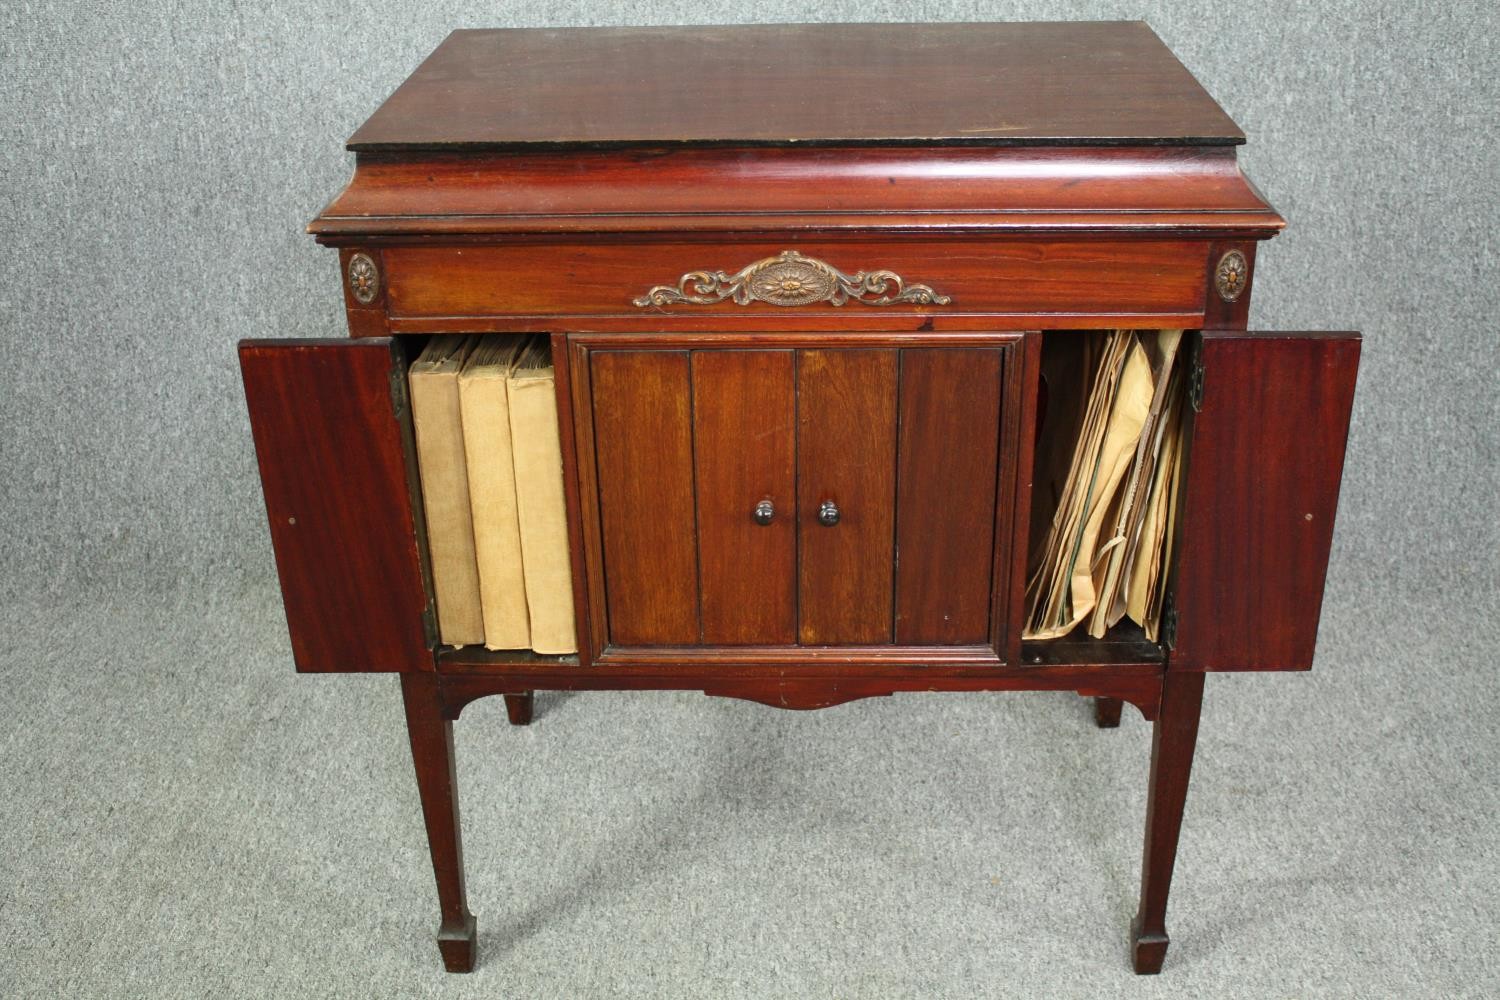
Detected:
left=389, top=361, right=408, bottom=421
left=420, top=602, right=438, bottom=650
left=1188, top=356, right=1205, bottom=412
left=1161, top=598, right=1180, bottom=650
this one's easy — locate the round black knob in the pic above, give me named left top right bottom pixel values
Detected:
left=818, top=500, right=840, bottom=526
left=753, top=500, right=775, bottom=526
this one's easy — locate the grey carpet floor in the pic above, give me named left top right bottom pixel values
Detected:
left=2, top=567, right=1495, bottom=998
left=3, top=2, right=1497, bottom=994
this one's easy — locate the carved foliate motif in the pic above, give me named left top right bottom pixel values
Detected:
left=348, top=252, right=380, bottom=305
left=1214, top=250, right=1247, bottom=302
left=633, top=250, right=952, bottom=308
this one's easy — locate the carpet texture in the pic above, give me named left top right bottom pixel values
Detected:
left=2, top=1, right=1497, bottom=997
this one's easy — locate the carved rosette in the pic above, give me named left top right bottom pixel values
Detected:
left=347, top=252, right=380, bottom=305
left=1214, top=249, right=1247, bottom=302
left=633, top=250, right=952, bottom=308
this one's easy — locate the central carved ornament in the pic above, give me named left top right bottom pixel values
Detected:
left=633, top=250, right=953, bottom=308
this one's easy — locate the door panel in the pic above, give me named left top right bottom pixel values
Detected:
left=575, top=334, right=1019, bottom=661
left=895, top=348, right=1004, bottom=644
left=590, top=350, right=701, bottom=645
left=1171, top=331, right=1360, bottom=671
left=797, top=349, right=898, bottom=644
left=692, top=350, right=798, bottom=644
left=239, top=338, right=431, bottom=672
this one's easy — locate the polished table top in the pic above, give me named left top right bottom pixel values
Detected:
left=346, top=21, right=1244, bottom=152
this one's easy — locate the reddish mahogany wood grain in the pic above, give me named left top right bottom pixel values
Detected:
left=692, top=350, right=798, bottom=644
left=239, top=338, right=432, bottom=672
left=385, top=312, right=1210, bottom=336
left=346, top=23, right=1242, bottom=150
left=502, top=692, right=534, bottom=726
left=1171, top=331, right=1361, bottom=671
left=335, top=248, right=389, bottom=337
left=379, top=240, right=1209, bottom=320
left=588, top=350, right=700, bottom=645
left=311, top=146, right=1282, bottom=239
left=566, top=331, right=1061, bottom=349
left=997, top=332, right=1043, bottom=664
left=401, top=673, right=477, bottom=972
left=435, top=653, right=1165, bottom=721
left=551, top=333, right=601, bottom=663
left=1131, top=669, right=1204, bottom=973
left=796, top=349, right=898, bottom=644
left=1202, top=241, right=1258, bottom=331
left=592, top=645, right=1003, bottom=667
left=894, top=348, right=1005, bottom=644
left=1094, top=696, right=1125, bottom=728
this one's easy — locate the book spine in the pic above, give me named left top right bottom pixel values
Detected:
left=459, top=370, right=531, bottom=650
left=508, top=370, right=578, bottom=655
left=409, top=367, right=485, bottom=646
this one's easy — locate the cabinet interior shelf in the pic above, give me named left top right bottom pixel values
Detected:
left=437, top=648, right=580, bottom=670
left=437, top=620, right=1163, bottom=674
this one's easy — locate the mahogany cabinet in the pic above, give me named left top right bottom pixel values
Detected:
left=239, top=23, right=1360, bottom=976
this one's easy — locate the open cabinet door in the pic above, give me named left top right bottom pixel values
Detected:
left=240, top=338, right=433, bottom=672
left=1170, top=331, right=1360, bottom=671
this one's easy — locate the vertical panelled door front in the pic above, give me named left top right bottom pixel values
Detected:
left=582, top=341, right=1013, bottom=657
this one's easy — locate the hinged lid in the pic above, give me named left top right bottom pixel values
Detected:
left=312, top=22, right=1284, bottom=241
left=347, top=22, right=1243, bottom=152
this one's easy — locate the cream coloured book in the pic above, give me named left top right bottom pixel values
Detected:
left=459, top=336, right=532, bottom=650
left=408, top=335, right=484, bottom=646
left=506, top=337, right=578, bottom=655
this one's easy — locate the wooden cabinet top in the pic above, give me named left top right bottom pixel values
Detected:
left=315, top=22, right=1280, bottom=242
left=346, top=22, right=1243, bottom=152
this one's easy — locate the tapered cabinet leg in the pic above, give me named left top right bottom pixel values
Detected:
left=1093, top=696, right=1123, bottom=728
left=504, top=691, right=534, bottom=726
left=1131, top=671, right=1205, bottom=974
left=401, top=673, right=477, bottom=973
